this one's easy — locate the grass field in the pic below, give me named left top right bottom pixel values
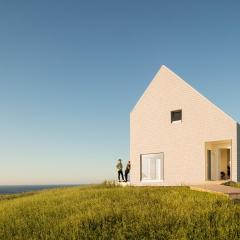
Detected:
left=222, top=181, right=240, bottom=189
left=1, top=184, right=240, bottom=240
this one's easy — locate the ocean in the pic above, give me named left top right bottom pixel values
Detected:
left=0, top=185, right=80, bottom=194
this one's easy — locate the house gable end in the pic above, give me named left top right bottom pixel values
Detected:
left=131, top=65, right=236, bottom=125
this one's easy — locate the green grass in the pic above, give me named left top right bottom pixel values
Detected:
left=222, top=181, right=240, bottom=188
left=0, top=185, right=240, bottom=240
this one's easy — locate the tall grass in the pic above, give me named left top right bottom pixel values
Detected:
left=0, top=185, right=240, bottom=239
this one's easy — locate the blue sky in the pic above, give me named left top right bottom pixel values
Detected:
left=0, top=1, right=240, bottom=184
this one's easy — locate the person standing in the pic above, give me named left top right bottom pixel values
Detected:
left=116, top=159, right=124, bottom=182
left=125, top=161, right=131, bottom=182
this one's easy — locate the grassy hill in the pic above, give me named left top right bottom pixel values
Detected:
left=0, top=184, right=240, bottom=240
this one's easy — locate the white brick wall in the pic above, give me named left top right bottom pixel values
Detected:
left=130, top=66, right=238, bottom=186
left=237, top=123, right=240, bottom=181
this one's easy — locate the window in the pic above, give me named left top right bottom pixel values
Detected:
left=171, top=110, right=182, bottom=123
left=141, top=153, right=164, bottom=182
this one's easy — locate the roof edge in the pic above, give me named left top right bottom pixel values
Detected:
left=131, top=65, right=238, bottom=124
left=130, top=65, right=164, bottom=114
left=162, top=65, right=237, bottom=124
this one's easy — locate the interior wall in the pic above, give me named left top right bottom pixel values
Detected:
left=220, top=149, right=228, bottom=177
left=211, top=150, right=218, bottom=180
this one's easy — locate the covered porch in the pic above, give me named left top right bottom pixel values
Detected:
left=205, top=140, right=232, bottom=181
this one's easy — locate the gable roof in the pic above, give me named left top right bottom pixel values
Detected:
left=131, top=65, right=237, bottom=124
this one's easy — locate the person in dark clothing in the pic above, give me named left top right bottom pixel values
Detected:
left=220, top=171, right=226, bottom=180
left=125, top=161, right=131, bottom=182
left=227, top=165, right=230, bottom=178
left=116, top=159, right=124, bottom=182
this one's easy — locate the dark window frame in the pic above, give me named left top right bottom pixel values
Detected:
left=171, top=109, right=182, bottom=123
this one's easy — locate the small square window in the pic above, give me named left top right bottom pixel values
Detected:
left=171, top=110, right=182, bottom=123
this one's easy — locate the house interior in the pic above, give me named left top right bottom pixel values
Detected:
left=205, top=140, right=231, bottom=181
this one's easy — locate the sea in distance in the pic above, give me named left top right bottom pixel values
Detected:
left=0, top=184, right=81, bottom=194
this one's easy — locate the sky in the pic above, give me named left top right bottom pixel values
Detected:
left=0, top=1, right=240, bottom=185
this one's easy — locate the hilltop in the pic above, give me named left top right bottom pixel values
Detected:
left=0, top=184, right=240, bottom=239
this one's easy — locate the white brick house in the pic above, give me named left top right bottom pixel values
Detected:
left=130, top=65, right=240, bottom=186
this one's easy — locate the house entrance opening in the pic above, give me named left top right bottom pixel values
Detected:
left=205, top=140, right=231, bottom=181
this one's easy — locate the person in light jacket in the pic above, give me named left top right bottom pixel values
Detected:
left=116, top=159, right=124, bottom=182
